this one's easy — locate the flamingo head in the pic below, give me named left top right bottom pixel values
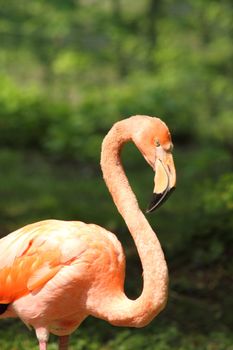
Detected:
left=132, top=116, right=176, bottom=212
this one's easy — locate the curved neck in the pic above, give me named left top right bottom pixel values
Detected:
left=99, top=118, right=168, bottom=327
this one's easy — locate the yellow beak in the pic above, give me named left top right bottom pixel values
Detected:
left=147, top=148, right=176, bottom=213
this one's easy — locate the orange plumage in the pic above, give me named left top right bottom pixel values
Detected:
left=0, top=116, right=176, bottom=350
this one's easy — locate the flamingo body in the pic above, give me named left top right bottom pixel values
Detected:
left=0, top=220, right=125, bottom=334
left=0, top=115, right=176, bottom=349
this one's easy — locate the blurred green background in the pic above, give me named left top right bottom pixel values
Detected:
left=0, top=0, right=232, bottom=349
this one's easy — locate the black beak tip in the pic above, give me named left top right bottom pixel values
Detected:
left=146, top=192, right=165, bottom=213
left=146, top=187, right=175, bottom=214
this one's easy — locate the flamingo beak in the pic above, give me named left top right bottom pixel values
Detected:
left=147, top=148, right=176, bottom=213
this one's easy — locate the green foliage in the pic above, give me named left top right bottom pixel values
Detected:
left=0, top=75, right=72, bottom=151
left=190, top=173, right=233, bottom=265
left=0, top=320, right=233, bottom=350
left=201, top=173, right=233, bottom=232
left=0, top=0, right=232, bottom=349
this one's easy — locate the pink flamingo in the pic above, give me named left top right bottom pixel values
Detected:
left=0, top=115, right=176, bottom=350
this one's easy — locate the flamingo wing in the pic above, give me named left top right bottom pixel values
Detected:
left=0, top=220, right=88, bottom=304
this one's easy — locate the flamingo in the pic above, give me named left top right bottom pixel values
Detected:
left=0, top=115, right=176, bottom=350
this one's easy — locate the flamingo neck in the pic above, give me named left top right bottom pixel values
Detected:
left=99, top=117, right=168, bottom=327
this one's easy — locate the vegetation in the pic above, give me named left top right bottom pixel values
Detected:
left=0, top=0, right=232, bottom=349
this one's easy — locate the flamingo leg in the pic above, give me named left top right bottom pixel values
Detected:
left=39, top=341, right=47, bottom=350
left=58, top=335, right=70, bottom=350
left=36, top=327, right=49, bottom=350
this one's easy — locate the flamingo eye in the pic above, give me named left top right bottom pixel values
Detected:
left=155, top=138, right=160, bottom=147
